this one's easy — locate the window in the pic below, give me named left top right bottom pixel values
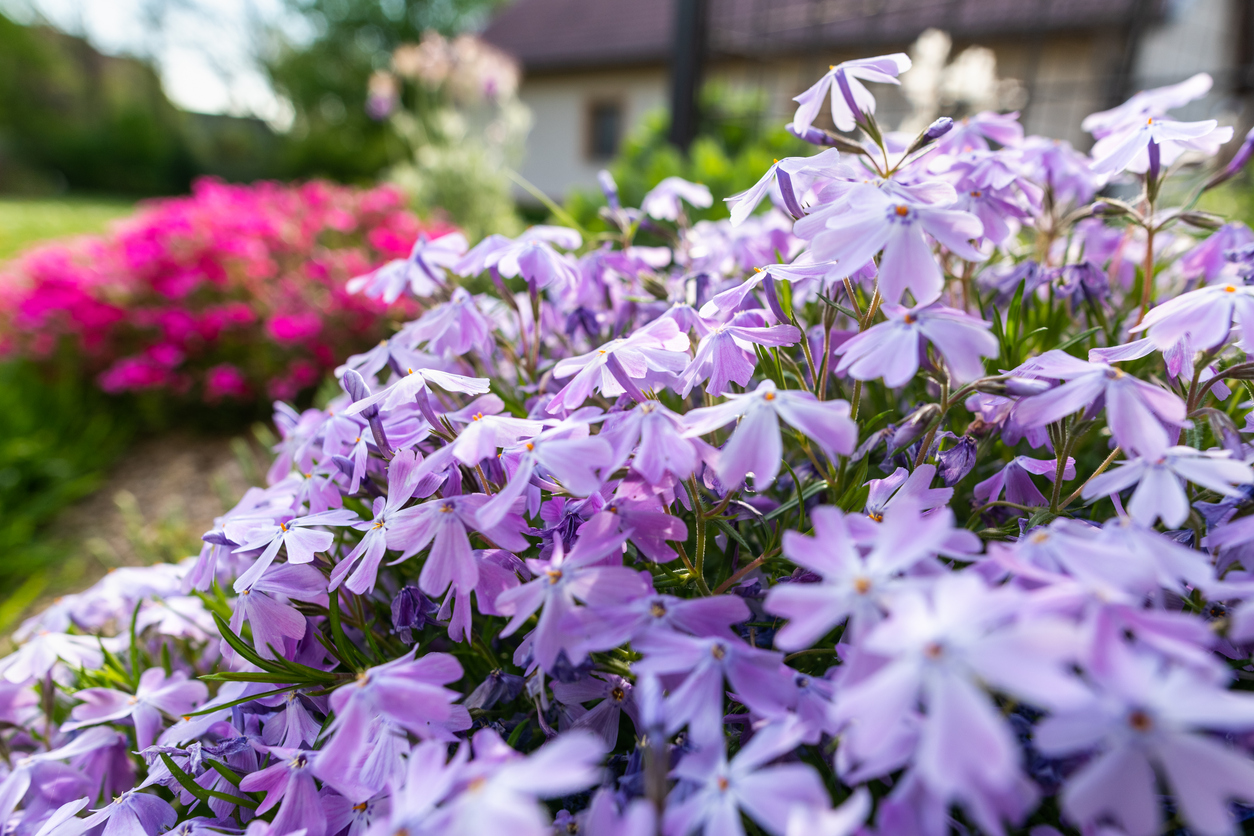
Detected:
left=587, top=99, right=623, bottom=160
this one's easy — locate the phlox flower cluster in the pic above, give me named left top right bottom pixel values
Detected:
left=0, top=178, right=444, bottom=403
left=12, top=56, right=1254, bottom=836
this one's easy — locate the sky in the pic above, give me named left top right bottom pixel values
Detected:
left=2, top=0, right=300, bottom=128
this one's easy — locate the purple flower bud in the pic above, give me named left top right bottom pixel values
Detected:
left=925, top=117, right=954, bottom=139
left=1147, top=139, right=1161, bottom=182
left=936, top=435, right=978, bottom=487
left=890, top=404, right=941, bottom=451
left=1207, top=126, right=1254, bottom=189
left=598, top=169, right=621, bottom=210
left=787, top=122, right=839, bottom=147
left=391, top=586, right=438, bottom=643
left=1005, top=377, right=1053, bottom=397
left=464, top=669, right=525, bottom=710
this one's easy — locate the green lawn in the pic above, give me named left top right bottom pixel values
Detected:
left=0, top=195, right=135, bottom=261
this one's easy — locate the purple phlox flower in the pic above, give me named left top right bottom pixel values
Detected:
left=1134, top=279, right=1254, bottom=355
left=642, top=177, right=713, bottom=221
left=0, top=727, right=121, bottom=828
left=239, top=746, right=327, bottom=836
left=831, top=573, right=1085, bottom=834
left=232, top=563, right=326, bottom=660
left=1082, top=72, right=1213, bottom=139
left=1011, top=349, right=1188, bottom=459
left=833, top=301, right=996, bottom=387
left=322, top=789, right=387, bottom=836
left=580, top=496, right=688, bottom=562
left=973, top=456, right=1076, bottom=508
left=683, top=380, right=857, bottom=488
left=803, top=182, right=986, bottom=305
left=230, top=508, right=358, bottom=593
left=440, top=394, right=546, bottom=467
left=495, top=528, right=648, bottom=671
left=369, top=738, right=465, bottom=836
left=441, top=548, right=530, bottom=643
left=726, top=148, right=850, bottom=226
left=575, top=591, right=750, bottom=658
left=1090, top=115, right=1233, bottom=177
left=765, top=499, right=959, bottom=649
left=784, top=787, right=870, bottom=836
left=384, top=492, right=530, bottom=597
left=401, top=287, right=496, bottom=357
left=341, top=363, right=489, bottom=421
left=62, top=668, right=207, bottom=751
left=455, top=225, right=582, bottom=293
left=551, top=672, right=639, bottom=749
left=633, top=628, right=794, bottom=745
left=262, top=689, right=325, bottom=750
left=933, top=433, right=977, bottom=487
left=1208, top=124, right=1254, bottom=188
left=329, top=448, right=438, bottom=594
left=792, top=53, right=912, bottom=133
left=1082, top=446, right=1253, bottom=528
left=860, top=464, right=954, bottom=526
left=1034, top=643, right=1254, bottom=836
left=663, top=719, right=827, bottom=836
left=347, top=231, right=468, bottom=302
left=599, top=400, right=700, bottom=486
left=583, top=789, right=657, bottom=836
left=1178, top=222, right=1254, bottom=283
left=978, top=259, right=1053, bottom=304
left=548, top=316, right=690, bottom=414
left=699, top=262, right=835, bottom=320
left=679, top=310, right=801, bottom=397
left=476, top=415, right=615, bottom=529
left=431, top=729, right=605, bottom=836
left=932, top=111, right=1024, bottom=154
left=43, top=790, right=176, bottom=836
left=1018, top=135, right=1099, bottom=206
left=314, top=652, right=468, bottom=800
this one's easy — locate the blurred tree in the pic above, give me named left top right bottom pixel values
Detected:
left=0, top=11, right=196, bottom=194
left=266, top=0, right=506, bottom=182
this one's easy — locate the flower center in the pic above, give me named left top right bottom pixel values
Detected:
left=611, top=686, right=625, bottom=702
left=895, top=205, right=909, bottom=217
left=763, top=391, right=775, bottom=401
left=923, top=641, right=944, bottom=660
left=868, top=511, right=883, bottom=522
left=852, top=576, right=872, bottom=594
left=711, top=642, right=727, bottom=660
left=1030, top=531, right=1049, bottom=544
left=353, top=802, right=368, bottom=813
left=546, top=569, right=563, bottom=584
left=439, top=502, right=455, bottom=514
left=650, top=601, right=667, bottom=618
left=1225, top=285, right=1238, bottom=293
left=525, top=442, right=534, bottom=451
left=717, top=776, right=730, bottom=791
left=1128, top=709, right=1153, bottom=732
left=472, top=412, right=483, bottom=421
left=903, top=313, right=917, bottom=324
left=969, top=190, right=982, bottom=198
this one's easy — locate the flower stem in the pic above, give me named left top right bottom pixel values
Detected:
left=1060, top=446, right=1122, bottom=510
left=684, top=477, right=711, bottom=596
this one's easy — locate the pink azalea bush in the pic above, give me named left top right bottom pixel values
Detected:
left=12, top=59, right=1254, bottom=836
left=0, top=178, right=444, bottom=403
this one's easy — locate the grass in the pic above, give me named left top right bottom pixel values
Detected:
left=0, top=195, right=135, bottom=261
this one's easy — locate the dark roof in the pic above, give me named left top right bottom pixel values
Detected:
left=482, top=0, right=1146, bottom=73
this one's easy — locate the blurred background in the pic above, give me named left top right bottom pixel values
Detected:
left=0, top=0, right=1250, bottom=629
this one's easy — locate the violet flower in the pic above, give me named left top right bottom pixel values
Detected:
left=1011, top=350, right=1187, bottom=460
left=1082, top=446, right=1253, bottom=528
left=1035, top=644, right=1254, bottom=836
left=551, top=673, right=638, bottom=749
left=231, top=563, right=326, bottom=659
left=239, top=747, right=327, bottom=836
left=401, top=287, right=496, bottom=357
left=765, top=499, right=959, bottom=649
left=664, top=720, right=827, bottom=836
left=803, top=182, right=986, bottom=305
left=230, top=508, right=358, bottom=593
left=62, top=669, right=208, bottom=751
left=679, top=312, right=801, bottom=397
left=47, top=791, right=176, bottom=836
left=791, top=54, right=912, bottom=133
left=1134, top=280, right=1254, bottom=354
left=548, top=316, right=690, bottom=414
left=347, top=232, right=469, bottom=302
left=642, top=177, right=713, bottom=221
left=973, top=456, right=1076, bottom=508
left=1091, top=116, right=1232, bottom=177
left=456, top=225, right=582, bottom=293
left=833, top=301, right=997, bottom=387
left=683, top=380, right=857, bottom=488
left=725, top=149, right=846, bottom=226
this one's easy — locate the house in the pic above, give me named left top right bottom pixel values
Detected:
left=482, top=0, right=1254, bottom=201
